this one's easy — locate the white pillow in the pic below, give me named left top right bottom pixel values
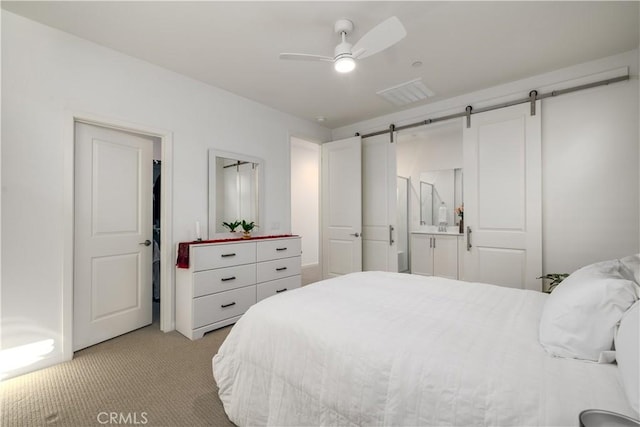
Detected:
left=620, top=254, right=640, bottom=285
left=615, top=300, right=639, bottom=415
left=539, top=259, right=639, bottom=361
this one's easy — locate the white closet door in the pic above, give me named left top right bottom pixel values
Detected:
left=74, top=122, right=153, bottom=350
left=463, top=101, right=542, bottom=290
left=322, top=136, right=362, bottom=278
left=362, top=134, right=398, bottom=272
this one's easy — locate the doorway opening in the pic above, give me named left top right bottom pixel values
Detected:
left=397, top=176, right=410, bottom=273
left=290, top=136, right=321, bottom=285
left=152, top=158, right=161, bottom=324
left=396, top=122, right=463, bottom=273
left=65, top=113, right=173, bottom=358
left=73, top=122, right=163, bottom=351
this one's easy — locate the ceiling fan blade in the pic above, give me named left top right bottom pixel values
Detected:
left=279, top=53, right=334, bottom=62
left=352, top=16, right=406, bottom=60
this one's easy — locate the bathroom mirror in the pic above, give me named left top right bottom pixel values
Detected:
left=419, top=168, right=463, bottom=226
left=419, top=181, right=434, bottom=225
left=208, top=150, right=263, bottom=237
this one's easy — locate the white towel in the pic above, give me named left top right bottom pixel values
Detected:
left=438, top=205, right=448, bottom=224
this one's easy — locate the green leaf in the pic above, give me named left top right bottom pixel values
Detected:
left=241, top=220, right=258, bottom=231
left=537, top=273, right=569, bottom=293
left=222, top=220, right=242, bottom=231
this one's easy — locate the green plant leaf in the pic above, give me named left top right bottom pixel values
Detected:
left=537, top=273, right=569, bottom=293
left=222, top=220, right=242, bottom=231
left=241, top=220, right=257, bottom=232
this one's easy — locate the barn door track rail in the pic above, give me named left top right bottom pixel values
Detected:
left=357, top=74, right=630, bottom=143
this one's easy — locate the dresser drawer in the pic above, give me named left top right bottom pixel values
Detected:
left=192, top=285, right=256, bottom=328
left=256, top=275, right=301, bottom=302
left=257, top=238, right=301, bottom=262
left=257, top=256, right=301, bottom=283
left=191, top=242, right=256, bottom=271
left=193, top=264, right=256, bottom=297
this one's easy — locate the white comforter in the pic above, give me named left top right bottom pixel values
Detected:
left=212, top=272, right=633, bottom=426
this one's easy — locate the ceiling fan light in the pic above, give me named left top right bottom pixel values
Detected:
left=334, top=57, right=356, bottom=73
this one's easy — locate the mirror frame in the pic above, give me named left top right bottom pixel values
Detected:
left=208, top=149, right=265, bottom=239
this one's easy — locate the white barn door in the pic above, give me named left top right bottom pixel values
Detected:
left=362, top=134, right=398, bottom=272
left=322, top=136, right=362, bottom=278
left=74, top=122, right=154, bottom=350
left=463, top=102, right=542, bottom=290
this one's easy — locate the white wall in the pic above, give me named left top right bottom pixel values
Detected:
left=334, top=50, right=639, bottom=276
left=397, top=123, right=463, bottom=173
left=290, top=137, right=321, bottom=284
left=0, top=11, right=331, bottom=375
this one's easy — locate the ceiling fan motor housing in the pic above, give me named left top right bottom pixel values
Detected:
left=334, top=41, right=353, bottom=59
left=334, top=19, right=354, bottom=60
left=334, top=19, right=354, bottom=35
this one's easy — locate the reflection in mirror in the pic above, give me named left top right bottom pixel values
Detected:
left=419, top=168, right=463, bottom=226
left=208, top=150, right=262, bottom=237
left=420, top=181, right=433, bottom=225
left=397, top=176, right=410, bottom=273
left=216, top=157, right=259, bottom=232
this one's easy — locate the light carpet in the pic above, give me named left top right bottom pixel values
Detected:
left=1, top=323, right=235, bottom=427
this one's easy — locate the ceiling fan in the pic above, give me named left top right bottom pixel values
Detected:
left=279, top=16, right=407, bottom=73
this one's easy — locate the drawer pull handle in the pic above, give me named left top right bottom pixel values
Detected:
left=220, top=302, right=236, bottom=308
left=276, top=288, right=288, bottom=293
left=221, top=253, right=236, bottom=258
left=276, top=247, right=287, bottom=251
left=276, top=267, right=288, bottom=271
left=221, top=276, right=236, bottom=282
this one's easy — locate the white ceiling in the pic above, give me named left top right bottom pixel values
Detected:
left=3, top=1, right=639, bottom=129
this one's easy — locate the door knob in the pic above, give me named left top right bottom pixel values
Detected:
left=140, top=239, right=152, bottom=246
left=350, top=232, right=360, bottom=238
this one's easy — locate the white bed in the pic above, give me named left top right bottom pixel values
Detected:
left=212, top=271, right=637, bottom=426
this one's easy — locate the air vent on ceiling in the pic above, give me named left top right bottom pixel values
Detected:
left=376, top=78, right=435, bottom=106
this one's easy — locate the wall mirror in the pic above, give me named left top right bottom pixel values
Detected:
left=419, top=168, right=463, bottom=226
left=208, top=150, right=263, bottom=237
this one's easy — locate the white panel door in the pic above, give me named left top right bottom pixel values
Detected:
left=322, top=136, right=362, bottom=278
left=463, top=102, right=542, bottom=290
left=74, top=122, right=153, bottom=350
left=362, top=134, right=398, bottom=272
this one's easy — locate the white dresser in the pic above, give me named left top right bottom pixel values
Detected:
left=176, top=236, right=301, bottom=340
